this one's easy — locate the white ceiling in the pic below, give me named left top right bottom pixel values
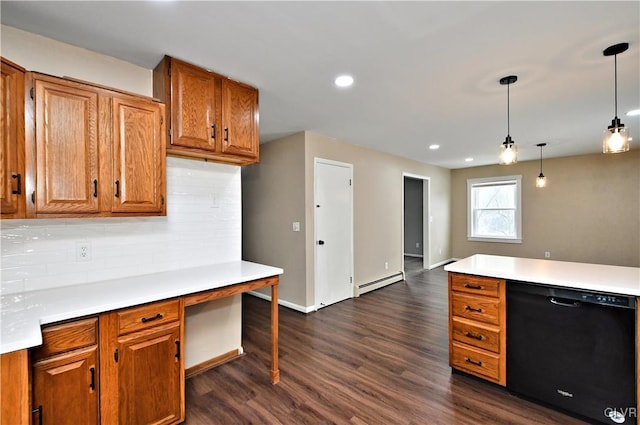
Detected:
left=1, top=1, right=639, bottom=169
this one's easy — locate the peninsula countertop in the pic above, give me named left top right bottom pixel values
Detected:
left=1, top=261, right=283, bottom=355
left=444, top=254, right=640, bottom=296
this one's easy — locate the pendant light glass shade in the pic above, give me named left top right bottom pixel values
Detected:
left=602, top=43, right=630, bottom=154
left=603, top=119, right=629, bottom=153
left=499, top=137, right=518, bottom=165
left=536, top=143, right=547, bottom=188
left=498, top=76, right=518, bottom=164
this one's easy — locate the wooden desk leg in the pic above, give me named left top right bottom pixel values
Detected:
left=270, top=283, right=280, bottom=384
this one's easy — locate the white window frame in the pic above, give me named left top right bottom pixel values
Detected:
left=467, top=175, right=522, bottom=243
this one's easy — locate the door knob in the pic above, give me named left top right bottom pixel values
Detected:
left=318, top=240, right=325, bottom=245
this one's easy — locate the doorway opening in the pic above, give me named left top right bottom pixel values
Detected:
left=402, top=174, right=431, bottom=275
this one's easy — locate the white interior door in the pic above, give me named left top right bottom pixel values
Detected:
left=314, top=158, right=353, bottom=309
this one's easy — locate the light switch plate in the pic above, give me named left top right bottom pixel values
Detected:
left=292, top=222, right=300, bottom=232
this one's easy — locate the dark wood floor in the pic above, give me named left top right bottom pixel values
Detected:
left=184, top=257, right=587, bottom=424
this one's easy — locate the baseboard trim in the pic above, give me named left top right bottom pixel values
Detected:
left=357, top=272, right=404, bottom=296
left=185, top=348, right=243, bottom=378
left=429, top=258, right=457, bottom=269
left=247, top=291, right=315, bottom=313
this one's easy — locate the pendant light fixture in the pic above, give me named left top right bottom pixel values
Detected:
left=536, top=143, right=547, bottom=188
left=602, top=42, right=630, bottom=154
left=499, top=75, right=518, bottom=164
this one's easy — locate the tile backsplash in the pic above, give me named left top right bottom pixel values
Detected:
left=1, top=157, right=241, bottom=294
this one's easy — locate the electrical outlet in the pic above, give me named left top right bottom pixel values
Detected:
left=292, top=222, right=300, bottom=232
left=384, top=262, right=389, bottom=270
left=76, top=242, right=92, bottom=262
left=415, top=242, right=420, bottom=248
left=544, top=251, right=551, bottom=258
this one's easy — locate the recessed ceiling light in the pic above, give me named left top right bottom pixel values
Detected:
left=429, top=144, right=440, bottom=150
left=334, top=75, right=354, bottom=88
left=465, top=157, right=474, bottom=162
left=627, top=109, right=640, bottom=116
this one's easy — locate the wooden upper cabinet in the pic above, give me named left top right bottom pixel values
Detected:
left=25, top=72, right=166, bottom=218
left=221, top=78, right=259, bottom=159
left=111, top=96, right=165, bottom=213
left=154, top=56, right=259, bottom=165
left=0, top=58, right=26, bottom=218
left=33, top=76, right=100, bottom=214
left=170, top=59, right=220, bottom=152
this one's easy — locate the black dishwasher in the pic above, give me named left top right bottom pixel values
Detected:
left=507, top=281, right=636, bottom=424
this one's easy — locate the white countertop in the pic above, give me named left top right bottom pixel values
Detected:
left=0, top=261, right=283, bottom=355
left=444, top=255, right=640, bottom=296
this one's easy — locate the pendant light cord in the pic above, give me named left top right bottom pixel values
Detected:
left=507, top=83, right=511, bottom=137
left=539, top=146, right=543, bottom=173
left=614, top=54, right=618, bottom=118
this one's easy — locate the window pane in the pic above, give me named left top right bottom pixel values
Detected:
left=474, top=184, right=515, bottom=209
left=474, top=209, right=516, bottom=237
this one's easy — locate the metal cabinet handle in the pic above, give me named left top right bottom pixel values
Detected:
left=141, top=313, right=163, bottom=323
left=465, top=357, right=483, bottom=367
left=211, top=124, right=216, bottom=139
left=93, top=179, right=98, bottom=198
left=318, top=240, right=325, bottom=245
left=464, top=284, right=482, bottom=290
left=11, top=173, right=21, bottom=195
left=464, top=331, right=483, bottom=340
left=224, top=128, right=229, bottom=142
left=465, top=305, right=483, bottom=313
left=32, top=405, right=42, bottom=425
left=114, top=180, right=120, bottom=198
left=89, top=367, right=96, bottom=390
left=175, top=340, right=181, bottom=359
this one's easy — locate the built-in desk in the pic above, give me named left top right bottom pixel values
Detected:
left=0, top=261, right=283, bottom=425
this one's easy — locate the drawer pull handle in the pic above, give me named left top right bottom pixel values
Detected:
left=211, top=124, right=216, bottom=139
left=464, top=331, right=483, bottom=340
left=464, top=284, right=482, bottom=290
left=465, top=357, right=483, bottom=367
left=465, top=306, right=483, bottom=313
left=141, top=313, right=163, bottom=323
left=89, top=367, right=96, bottom=390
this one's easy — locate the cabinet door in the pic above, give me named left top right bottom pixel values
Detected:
left=32, top=346, right=99, bottom=425
left=221, top=79, right=259, bottom=159
left=117, top=322, right=182, bottom=425
left=111, top=96, right=165, bottom=213
left=34, top=78, right=99, bottom=213
left=170, top=59, right=219, bottom=152
left=0, top=59, right=25, bottom=217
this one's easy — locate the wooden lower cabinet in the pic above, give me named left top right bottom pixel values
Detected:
left=101, top=299, right=185, bottom=425
left=116, top=322, right=182, bottom=425
left=32, top=346, right=99, bottom=425
left=448, top=272, right=506, bottom=386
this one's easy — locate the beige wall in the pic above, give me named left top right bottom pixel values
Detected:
left=451, top=150, right=640, bottom=267
left=1, top=25, right=151, bottom=96
left=242, top=133, right=307, bottom=307
left=243, top=131, right=452, bottom=310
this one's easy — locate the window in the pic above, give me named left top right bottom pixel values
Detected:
left=467, top=175, right=522, bottom=243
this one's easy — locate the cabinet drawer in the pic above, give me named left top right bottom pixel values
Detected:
left=117, top=299, right=180, bottom=336
left=451, top=273, right=501, bottom=298
left=451, top=341, right=500, bottom=382
left=451, top=317, right=500, bottom=353
left=32, top=317, right=97, bottom=361
left=451, top=292, right=500, bottom=325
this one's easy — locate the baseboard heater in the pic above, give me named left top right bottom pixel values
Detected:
left=357, top=272, right=404, bottom=295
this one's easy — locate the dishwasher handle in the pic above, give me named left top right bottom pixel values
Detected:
left=548, top=297, right=581, bottom=308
